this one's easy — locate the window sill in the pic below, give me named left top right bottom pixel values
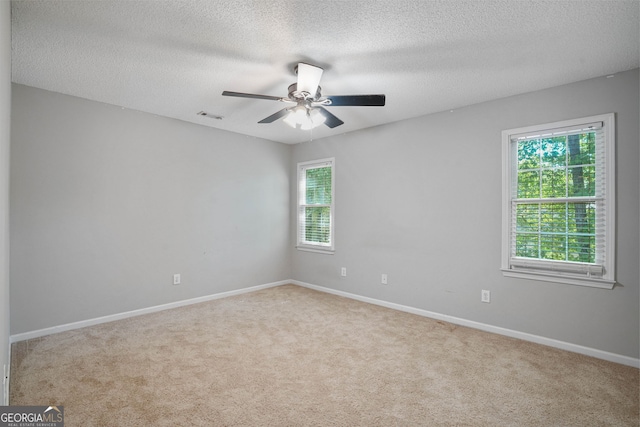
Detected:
left=296, top=246, right=335, bottom=255
left=501, top=268, right=615, bottom=289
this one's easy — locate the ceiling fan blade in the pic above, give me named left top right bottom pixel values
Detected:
left=258, top=108, right=290, bottom=124
left=317, top=107, right=344, bottom=128
left=222, top=91, right=282, bottom=101
left=296, top=63, right=323, bottom=97
left=325, top=94, right=386, bottom=106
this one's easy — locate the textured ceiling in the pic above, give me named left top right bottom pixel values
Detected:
left=11, top=0, right=640, bottom=144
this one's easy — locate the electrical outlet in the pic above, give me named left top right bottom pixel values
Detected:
left=173, top=274, right=181, bottom=285
left=381, top=274, right=388, bottom=285
left=481, top=290, right=491, bottom=303
left=341, top=267, right=347, bottom=277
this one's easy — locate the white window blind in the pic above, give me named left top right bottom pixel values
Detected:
left=501, top=114, right=615, bottom=288
left=297, top=158, right=335, bottom=253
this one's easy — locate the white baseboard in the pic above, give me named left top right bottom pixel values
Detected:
left=292, top=280, right=640, bottom=369
left=10, top=280, right=289, bottom=343
left=10, top=279, right=639, bottom=369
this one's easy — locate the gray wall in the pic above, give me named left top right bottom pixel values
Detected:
left=9, top=68, right=639, bottom=361
left=291, top=69, right=640, bottom=359
left=1, top=0, right=11, bottom=405
left=10, top=85, right=291, bottom=334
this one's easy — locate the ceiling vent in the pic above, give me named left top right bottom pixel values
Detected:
left=196, top=111, right=223, bottom=120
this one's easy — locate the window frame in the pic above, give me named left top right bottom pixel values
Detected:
left=501, top=113, right=615, bottom=289
left=296, top=157, right=335, bottom=254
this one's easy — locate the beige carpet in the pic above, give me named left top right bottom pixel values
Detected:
left=10, top=284, right=639, bottom=426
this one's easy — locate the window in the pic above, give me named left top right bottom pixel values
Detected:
left=501, top=114, right=615, bottom=288
left=297, top=158, right=335, bottom=253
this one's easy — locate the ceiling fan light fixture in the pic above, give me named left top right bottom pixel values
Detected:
left=283, top=105, right=325, bottom=130
left=308, top=107, right=326, bottom=127
left=283, top=105, right=306, bottom=128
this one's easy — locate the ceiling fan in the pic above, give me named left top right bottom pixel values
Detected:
left=222, top=63, right=385, bottom=130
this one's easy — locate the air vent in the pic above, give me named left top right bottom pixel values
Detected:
left=197, top=111, right=223, bottom=120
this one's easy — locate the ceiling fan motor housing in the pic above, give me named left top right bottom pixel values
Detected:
left=287, top=83, right=321, bottom=102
